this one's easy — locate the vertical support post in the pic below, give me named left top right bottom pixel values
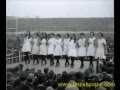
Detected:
left=19, top=51, right=21, bottom=62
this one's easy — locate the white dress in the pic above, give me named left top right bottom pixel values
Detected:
left=22, top=36, right=32, bottom=52
left=87, top=37, right=96, bottom=56
left=39, top=38, right=47, bottom=55
left=31, top=38, right=39, bottom=55
left=63, top=38, right=70, bottom=55
left=68, top=40, right=77, bottom=57
left=54, top=38, right=63, bottom=56
left=77, top=38, right=86, bottom=57
left=95, top=38, right=106, bottom=59
left=47, top=38, right=55, bottom=55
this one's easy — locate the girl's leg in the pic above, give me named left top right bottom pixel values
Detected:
left=71, top=57, right=74, bottom=68
left=33, top=55, right=35, bottom=64
left=80, top=57, right=84, bottom=68
left=24, top=52, right=27, bottom=64
left=49, top=55, right=53, bottom=66
left=51, top=55, right=54, bottom=65
left=66, top=56, right=69, bottom=66
left=43, top=55, right=46, bottom=65
left=89, top=56, right=94, bottom=67
left=41, top=55, right=43, bottom=65
left=26, top=52, right=30, bottom=64
left=35, top=55, right=39, bottom=64
left=65, top=55, right=69, bottom=67
left=56, top=56, right=60, bottom=67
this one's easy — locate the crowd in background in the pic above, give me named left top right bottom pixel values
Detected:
left=7, top=56, right=114, bottom=90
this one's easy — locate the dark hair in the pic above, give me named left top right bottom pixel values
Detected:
left=26, top=78, right=33, bottom=83
left=27, top=31, right=31, bottom=38
left=98, top=32, right=104, bottom=37
left=44, top=68, right=49, bottom=74
left=13, top=78, right=21, bottom=87
left=70, top=34, right=76, bottom=43
left=38, top=75, right=45, bottom=84
left=35, top=32, right=39, bottom=37
left=90, top=32, right=94, bottom=36
left=80, top=33, right=84, bottom=36
left=42, top=33, right=47, bottom=40
left=50, top=33, right=54, bottom=37
left=57, top=34, right=61, bottom=38
left=66, top=33, right=70, bottom=37
left=20, top=74, right=27, bottom=82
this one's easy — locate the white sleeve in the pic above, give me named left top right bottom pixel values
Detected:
left=103, top=38, right=106, bottom=45
left=54, top=39, right=56, bottom=45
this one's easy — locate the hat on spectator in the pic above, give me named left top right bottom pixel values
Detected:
left=65, top=80, right=79, bottom=90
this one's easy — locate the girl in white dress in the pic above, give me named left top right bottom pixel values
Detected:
left=77, top=33, right=86, bottom=69
left=47, top=33, right=55, bottom=66
left=86, top=32, right=96, bottom=68
left=95, top=32, right=107, bottom=61
left=95, top=32, right=107, bottom=73
left=39, top=33, right=47, bottom=65
left=68, top=34, right=77, bottom=68
left=54, top=34, right=63, bottom=67
left=31, top=33, right=39, bottom=65
left=63, top=33, right=70, bottom=67
left=22, top=31, right=32, bottom=64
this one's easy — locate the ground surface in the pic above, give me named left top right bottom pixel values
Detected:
left=6, top=59, right=97, bottom=74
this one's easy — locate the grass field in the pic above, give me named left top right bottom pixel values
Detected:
left=6, top=17, right=114, bottom=54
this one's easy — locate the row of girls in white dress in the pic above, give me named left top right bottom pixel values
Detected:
left=22, top=31, right=107, bottom=68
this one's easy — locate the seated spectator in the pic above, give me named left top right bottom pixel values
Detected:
left=13, top=73, right=32, bottom=90
left=26, top=78, right=33, bottom=88
left=46, top=86, right=54, bottom=90
left=44, top=68, right=49, bottom=74
left=65, top=80, right=79, bottom=90
left=7, top=72, right=14, bottom=90
left=13, top=78, right=21, bottom=88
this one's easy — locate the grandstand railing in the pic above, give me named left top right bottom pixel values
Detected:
left=6, top=51, right=113, bottom=64
left=6, top=51, right=32, bottom=64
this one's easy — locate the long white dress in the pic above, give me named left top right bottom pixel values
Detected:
left=31, top=38, right=39, bottom=55
left=77, top=38, right=86, bottom=57
left=95, top=38, right=106, bottom=59
left=68, top=40, right=77, bottom=57
left=22, top=36, right=32, bottom=52
left=63, top=38, right=70, bottom=56
left=39, top=38, right=47, bottom=55
left=54, top=38, right=63, bottom=56
left=87, top=37, right=96, bottom=56
left=47, top=38, right=55, bottom=55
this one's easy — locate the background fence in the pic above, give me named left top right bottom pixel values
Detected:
left=6, top=51, right=33, bottom=64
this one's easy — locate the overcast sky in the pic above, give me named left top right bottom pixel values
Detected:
left=6, top=0, right=114, bottom=18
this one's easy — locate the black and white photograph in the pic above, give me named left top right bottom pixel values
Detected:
left=6, top=0, right=114, bottom=90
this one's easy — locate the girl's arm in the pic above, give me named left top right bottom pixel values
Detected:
left=103, top=39, right=107, bottom=55
left=95, top=39, right=98, bottom=54
left=85, top=38, right=88, bottom=52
